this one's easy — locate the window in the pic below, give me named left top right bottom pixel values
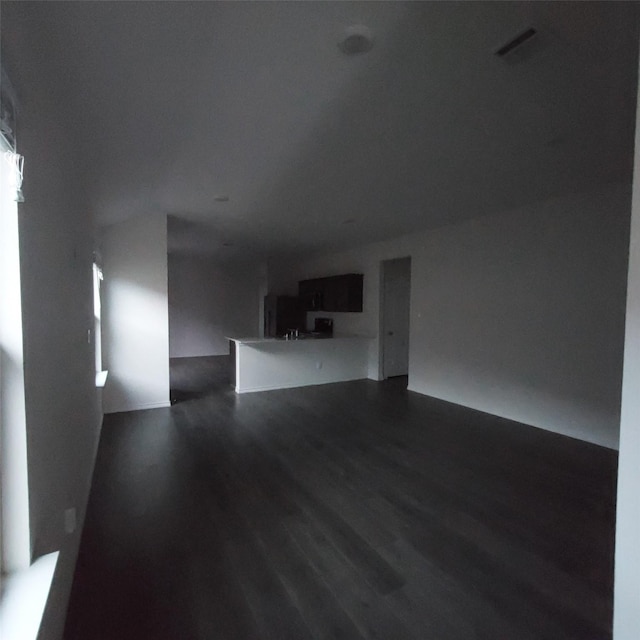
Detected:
left=0, top=136, right=30, bottom=576
left=0, top=68, right=58, bottom=640
left=93, top=262, right=103, bottom=374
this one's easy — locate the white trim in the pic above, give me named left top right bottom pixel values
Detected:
left=235, top=377, right=367, bottom=394
left=0, top=133, right=30, bottom=574
left=406, top=384, right=618, bottom=451
left=105, top=400, right=171, bottom=414
left=0, top=551, right=59, bottom=640
left=95, top=370, right=108, bottom=388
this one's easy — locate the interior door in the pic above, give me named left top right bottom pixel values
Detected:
left=382, top=257, right=411, bottom=378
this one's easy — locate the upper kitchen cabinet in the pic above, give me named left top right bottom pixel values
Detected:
left=298, top=278, right=323, bottom=311
left=298, top=274, right=363, bottom=312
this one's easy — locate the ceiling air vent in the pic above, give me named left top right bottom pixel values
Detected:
left=495, top=28, right=537, bottom=58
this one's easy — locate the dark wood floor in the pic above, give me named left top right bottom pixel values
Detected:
left=65, top=366, right=617, bottom=640
left=170, top=355, right=231, bottom=403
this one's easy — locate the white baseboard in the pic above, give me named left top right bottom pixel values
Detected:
left=236, top=377, right=366, bottom=394
left=0, top=552, right=59, bottom=640
left=105, top=400, right=171, bottom=414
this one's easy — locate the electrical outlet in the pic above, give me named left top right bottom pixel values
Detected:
left=316, top=361, right=323, bottom=370
left=64, top=507, right=77, bottom=534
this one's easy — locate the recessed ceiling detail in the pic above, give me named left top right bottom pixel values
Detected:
left=338, top=25, right=374, bottom=55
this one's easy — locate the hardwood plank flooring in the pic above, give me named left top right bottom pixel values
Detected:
left=170, top=355, right=231, bottom=403
left=64, top=374, right=617, bottom=640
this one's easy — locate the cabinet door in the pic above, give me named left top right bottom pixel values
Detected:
left=345, top=274, right=363, bottom=312
left=332, top=276, right=350, bottom=311
left=297, top=274, right=363, bottom=312
left=299, top=279, right=322, bottom=311
left=321, top=277, right=338, bottom=311
left=325, top=274, right=363, bottom=312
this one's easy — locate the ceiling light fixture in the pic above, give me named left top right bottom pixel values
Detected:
left=339, top=25, right=374, bottom=56
left=214, top=195, right=229, bottom=202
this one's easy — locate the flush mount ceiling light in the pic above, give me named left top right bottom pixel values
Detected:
left=339, top=25, right=374, bottom=56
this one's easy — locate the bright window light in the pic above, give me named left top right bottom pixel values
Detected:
left=93, top=263, right=103, bottom=373
left=0, top=136, right=31, bottom=574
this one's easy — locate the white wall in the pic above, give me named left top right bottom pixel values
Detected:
left=411, top=186, right=629, bottom=450
left=2, top=15, right=103, bottom=640
left=168, top=255, right=261, bottom=357
left=613, top=52, right=640, bottom=640
left=102, top=215, right=170, bottom=413
left=269, top=184, right=630, bottom=449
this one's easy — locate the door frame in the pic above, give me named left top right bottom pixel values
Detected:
left=378, top=256, right=412, bottom=380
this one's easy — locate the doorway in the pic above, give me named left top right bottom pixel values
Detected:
left=381, top=257, right=411, bottom=381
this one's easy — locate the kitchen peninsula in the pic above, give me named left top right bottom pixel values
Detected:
left=228, top=334, right=371, bottom=394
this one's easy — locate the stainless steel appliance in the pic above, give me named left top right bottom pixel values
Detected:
left=314, top=317, right=333, bottom=336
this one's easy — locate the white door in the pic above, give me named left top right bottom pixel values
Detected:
left=382, top=257, right=411, bottom=378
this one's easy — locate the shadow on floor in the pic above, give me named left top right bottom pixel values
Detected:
left=170, top=355, right=231, bottom=404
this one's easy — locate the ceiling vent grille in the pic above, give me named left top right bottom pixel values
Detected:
left=495, top=28, right=537, bottom=57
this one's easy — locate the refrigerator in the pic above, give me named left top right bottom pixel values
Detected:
left=264, top=295, right=306, bottom=337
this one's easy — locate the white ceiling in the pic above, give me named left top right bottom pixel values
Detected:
left=3, top=1, right=639, bottom=261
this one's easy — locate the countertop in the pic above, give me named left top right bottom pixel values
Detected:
left=227, top=334, right=371, bottom=345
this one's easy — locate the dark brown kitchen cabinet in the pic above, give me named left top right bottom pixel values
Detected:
left=298, top=279, right=323, bottom=311
left=298, top=274, right=363, bottom=312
